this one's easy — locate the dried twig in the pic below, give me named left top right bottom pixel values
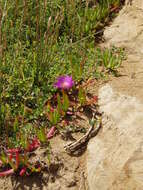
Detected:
left=0, top=0, right=7, bottom=26
left=64, top=115, right=101, bottom=154
left=0, top=0, right=7, bottom=57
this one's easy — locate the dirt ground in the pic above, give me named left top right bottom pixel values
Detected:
left=0, top=120, right=88, bottom=189
left=0, top=137, right=87, bottom=190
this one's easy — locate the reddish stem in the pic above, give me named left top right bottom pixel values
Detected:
left=47, top=126, right=55, bottom=139
left=19, top=167, right=27, bottom=176
left=0, top=169, right=14, bottom=177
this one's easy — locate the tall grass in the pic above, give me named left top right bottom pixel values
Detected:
left=0, top=0, right=124, bottom=135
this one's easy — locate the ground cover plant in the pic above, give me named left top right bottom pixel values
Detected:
left=0, top=0, right=124, bottom=176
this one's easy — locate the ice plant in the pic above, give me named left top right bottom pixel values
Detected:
left=0, top=149, right=19, bottom=177
left=54, top=75, right=74, bottom=90
left=47, top=126, right=55, bottom=139
left=78, top=87, right=86, bottom=106
left=26, top=138, right=40, bottom=152
left=0, top=169, right=14, bottom=177
left=6, top=148, right=20, bottom=169
left=0, top=138, right=41, bottom=177
left=0, top=160, right=2, bottom=167
left=19, top=167, right=27, bottom=176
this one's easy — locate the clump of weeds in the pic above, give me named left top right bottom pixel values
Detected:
left=0, top=0, right=125, bottom=176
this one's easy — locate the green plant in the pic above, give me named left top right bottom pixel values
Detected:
left=101, top=48, right=122, bottom=71
left=0, top=0, right=124, bottom=177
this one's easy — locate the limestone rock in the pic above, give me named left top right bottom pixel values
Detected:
left=104, top=0, right=143, bottom=54
left=87, top=1, right=143, bottom=189
left=87, top=85, right=143, bottom=190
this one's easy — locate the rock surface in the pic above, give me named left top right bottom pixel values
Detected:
left=87, top=0, right=143, bottom=189
left=104, top=0, right=143, bottom=101
left=87, top=85, right=143, bottom=190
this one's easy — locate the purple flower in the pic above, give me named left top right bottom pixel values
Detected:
left=54, top=75, right=74, bottom=90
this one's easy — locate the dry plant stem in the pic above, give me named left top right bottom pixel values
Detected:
left=36, top=0, right=40, bottom=41
left=1, top=0, right=7, bottom=25
left=0, top=0, right=8, bottom=57
left=64, top=117, right=101, bottom=154
left=0, top=4, right=2, bottom=57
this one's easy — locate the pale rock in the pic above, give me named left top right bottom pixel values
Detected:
left=87, top=85, right=143, bottom=190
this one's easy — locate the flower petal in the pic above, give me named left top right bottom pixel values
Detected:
left=54, top=75, right=74, bottom=89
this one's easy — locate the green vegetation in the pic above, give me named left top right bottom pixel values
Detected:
left=0, top=0, right=124, bottom=159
